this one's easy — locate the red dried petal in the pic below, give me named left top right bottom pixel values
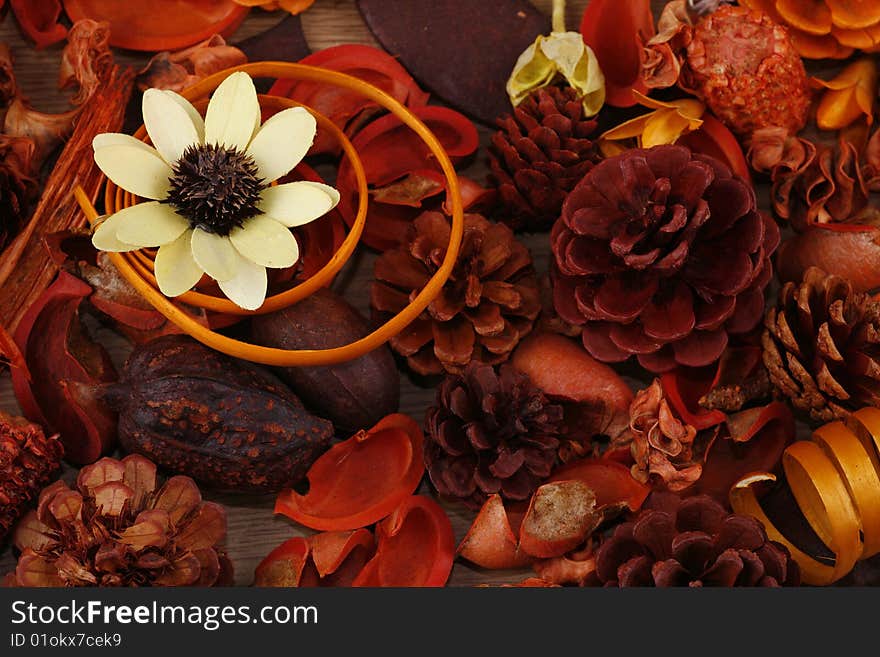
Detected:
left=275, top=414, right=425, bottom=531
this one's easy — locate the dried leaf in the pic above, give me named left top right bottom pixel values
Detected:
left=357, top=0, right=549, bottom=124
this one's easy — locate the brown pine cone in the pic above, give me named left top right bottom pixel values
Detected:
left=552, top=144, right=779, bottom=372
left=424, top=362, right=564, bottom=509
left=372, top=211, right=540, bottom=375
left=0, top=135, right=37, bottom=250
left=763, top=267, right=880, bottom=423
left=614, top=380, right=702, bottom=492
left=0, top=412, right=63, bottom=542
left=7, top=455, right=232, bottom=587
left=591, top=494, right=800, bottom=586
left=489, top=86, right=601, bottom=232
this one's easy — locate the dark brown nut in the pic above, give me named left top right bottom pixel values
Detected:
left=104, top=335, right=333, bottom=494
left=249, top=288, right=400, bottom=433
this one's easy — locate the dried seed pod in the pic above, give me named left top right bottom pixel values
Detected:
left=104, top=335, right=334, bottom=494
left=249, top=288, right=399, bottom=433
left=0, top=412, right=64, bottom=542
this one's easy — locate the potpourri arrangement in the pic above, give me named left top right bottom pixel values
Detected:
left=2, top=0, right=880, bottom=588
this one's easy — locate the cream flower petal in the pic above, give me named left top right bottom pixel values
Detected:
left=163, top=90, right=205, bottom=143
left=142, top=88, right=200, bottom=165
left=93, top=133, right=157, bottom=153
left=154, top=230, right=204, bottom=297
left=229, top=215, right=299, bottom=268
left=218, top=256, right=267, bottom=311
left=190, top=228, right=239, bottom=282
left=94, top=144, right=172, bottom=200
left=91, top=212, right=139, bottom=252
left=246, top=106, right=316, bottom=183
left=204, top=71, right=259, bottom=151
left=114, top=201, right=190, bottom=247
left=258, top=181, right=338, bottom=227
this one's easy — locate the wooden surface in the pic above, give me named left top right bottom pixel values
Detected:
left=0, top=0, right=601, bottom=586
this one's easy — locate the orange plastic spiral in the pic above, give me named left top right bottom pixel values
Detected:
left=730, top=407, right=880, bottom=585
left=75, top=62, right=464, bottom=367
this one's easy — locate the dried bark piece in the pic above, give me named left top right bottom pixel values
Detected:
left=0, top=53, right=133, bottom=340
left=357, top=0, right=549, bottom=124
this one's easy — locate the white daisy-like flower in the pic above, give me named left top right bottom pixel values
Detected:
left=91, top=71, right=340, bottom=310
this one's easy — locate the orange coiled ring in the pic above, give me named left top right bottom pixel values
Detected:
left=730, top=407, right=880, bottom=585
left=75, top=61, right=464, bottom=367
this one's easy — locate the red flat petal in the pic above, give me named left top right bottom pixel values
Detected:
left=580, top=0, right=655, bottom=107
left=581, top=322, right=632, bottom=362
left=548, top=458, right=649, bottom=511
left=275, top=414, right=425, bottom=531
left=353, top=496, right=455, bottom=587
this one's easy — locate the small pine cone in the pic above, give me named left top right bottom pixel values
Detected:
left=424, top=362, right=564, bottom=509
left=683, top=5, right=811, bottom=136
left=7, top=455, right=231, bottom=587
left=0, top=412, right=63, bottom=541
left=763, top=267, right=880, bottom=423
left=591, top=494, right=800, bottom=586
left=489, top=86, right=601, bottom=232
left=614, top=380, right=702, bottom=492
left=372, top=211, right=540, bottom=375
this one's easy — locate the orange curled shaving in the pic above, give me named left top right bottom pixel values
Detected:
left=730, top=406, right=880, bottom=585
left=813, top=57, right=878, bottom=131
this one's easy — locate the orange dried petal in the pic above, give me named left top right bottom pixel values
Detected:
left=740, top=0, right=786, bottom=22
left=518, top=480, right=601, bottom=559
left=790, top=29, right=856, bottom=57
left=826, top=0, right=880, bottom=29
left=254, top=537, right=311, bottom=586
left=457, top=494, right=531, bottom=570
left=776, top=0, right=833, bottom=35
left=831, top=23, right=880, bottom=47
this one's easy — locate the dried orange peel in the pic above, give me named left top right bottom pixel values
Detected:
left=813, top=57, right=878, bottom=131
left=730, top=407, right=880, bottom=585
left=76, top=62, right=465, bottom=367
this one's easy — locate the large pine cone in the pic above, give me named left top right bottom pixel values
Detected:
left=763, top=267, right=880, bottom=423
left=6, top=455, right=232, bottom=587
left=372, top=211, right=540, bottom=375
left=489, top=86, right=601, bottom=232
left=0, top=412, right=63, bottom=541
left=552, top=144, right=778, bottom=372
left=591, top=494, right=800, bottom=587
left=424, top=362, right=564, bottom=508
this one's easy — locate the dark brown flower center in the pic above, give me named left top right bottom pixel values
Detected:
left=165, top=143, right=265, bottom=236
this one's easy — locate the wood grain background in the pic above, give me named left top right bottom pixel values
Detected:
left=0, top=0, right=676, bottom=586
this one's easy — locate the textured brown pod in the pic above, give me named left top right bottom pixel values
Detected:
left=104, top=335, right=334, bottom=494
left=249, top=288, right=399, bottom=434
